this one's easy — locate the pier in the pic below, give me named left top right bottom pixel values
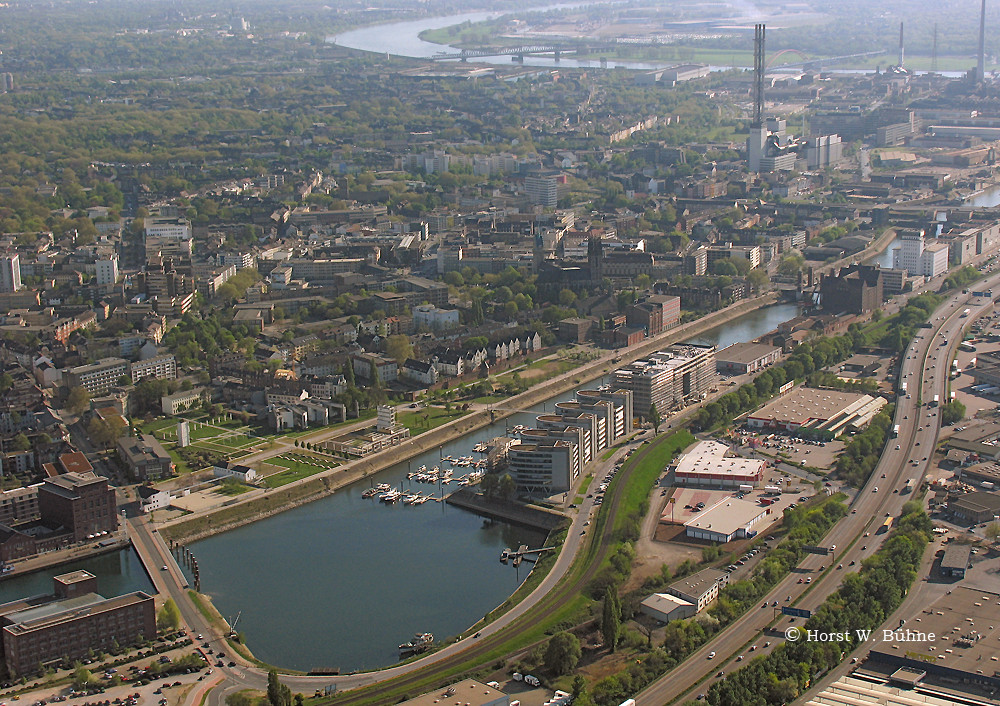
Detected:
left=445, top=488, right=567, bottom=532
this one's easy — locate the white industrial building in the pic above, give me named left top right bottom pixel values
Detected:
left=640, top=593, right=696, bottom=623
left=892, top=228, right=950, bottom=279
left=682, top=497, right=768, bottom=543
left=670, top=440, right=765, bottom=488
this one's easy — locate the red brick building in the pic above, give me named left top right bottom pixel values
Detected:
left=36, top=473, right=117, bottom=543
left=0, top=571, right=154, bottom=676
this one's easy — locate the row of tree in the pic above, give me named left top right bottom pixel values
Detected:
left=705, top=505, right=930, bottom=706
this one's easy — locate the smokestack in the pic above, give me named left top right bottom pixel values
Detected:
left=979, top=0, right=987, bottom=81
left=753, top=23, right=765, bottom=128
left=898, top=22, right=904, bottom=69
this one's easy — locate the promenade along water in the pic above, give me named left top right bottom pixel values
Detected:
left=185, top=302, right=803, bottom=673
left=11, top=303, right=800, bottom=674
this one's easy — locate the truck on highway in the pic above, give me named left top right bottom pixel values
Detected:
left=900, top=381, right=908, bottom=394
left=961, top=308, right=972, bottom=317
left=903, top=478, right=914, bottom=494
left=892, top=424, right=900, bottom=438
left=931, top=394, right=939, bottom=407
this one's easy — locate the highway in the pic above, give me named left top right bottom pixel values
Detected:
left=641, top=275, right=1000, bottom=706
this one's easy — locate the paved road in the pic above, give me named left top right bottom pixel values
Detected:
left=638, top=273, right=1000, bottom=706
left=127, top=425, right=658, bottom=704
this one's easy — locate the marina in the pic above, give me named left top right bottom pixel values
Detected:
left=181, top=302, right=803, bottom=673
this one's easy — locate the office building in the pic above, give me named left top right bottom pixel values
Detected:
left=95, top=256, right=119, bottom=286
left=0, top=254, right=21, bottom=293
left=525, top=173, right=559, bottom=208
left=37, top=473, right=117, bottom=543
left=805, top=134, right=844, bottom=169
left=892, top=228, right=950, bottom=279
left=116, top=435, right=173, bottom=481
left=665, top=568, right=729, bottom=613
left=144, top=217, right=191, bottom=240
left=506, top=438, right=579, bottom=494
left=0, top=571, right=154, bottom=676
left=682, top=497, right=767, bottom=542
left=129, top=354, right=177, bottom=383
left=611, top=344, right=716, bottom=416
left=64, top=358, right=130, bottom=396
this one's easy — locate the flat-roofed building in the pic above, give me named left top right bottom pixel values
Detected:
left=746, top=387, right=887, bottom=438
left=0, top=571, right=154, bottom=676
left=37, top=473, right=117, bottom=543
left=507, top=438, right=579, bottom=494
left=612, top=344, right=716, bottom=416
left=670, top=440, right=765, bottom=488
left=866, top=586, right=1000, bottom=690
left=681, top=497, right=767, bottom=543
left=64, top=358, right=130, bottom=396
left=665, top=568, right=729, bottom=613
left=716, top=342, right=782, bottom=375
left=129, top=354, right=176, bottom=383
left=949, top=490, right=1000, bottom=524
left=940, top=544, right=972, bottom=577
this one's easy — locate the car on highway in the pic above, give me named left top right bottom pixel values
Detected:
left=707, top=651, right=716, bottom=659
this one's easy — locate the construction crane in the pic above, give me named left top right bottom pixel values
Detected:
left=228, top=611, right=242, bottom=639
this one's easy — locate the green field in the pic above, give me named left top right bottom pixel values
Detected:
left=261, top=453, right=337, bottom=488
left=397, top=407, right=468, bottom=433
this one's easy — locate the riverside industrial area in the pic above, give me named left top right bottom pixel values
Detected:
left=5, top=1, right=1000, bottom=706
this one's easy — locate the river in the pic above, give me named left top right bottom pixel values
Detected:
left=330, top=10, right=680, bottom=72
left=0, top=303, right=800, bottom=673
left=966, top=184, right=1000, bottom=208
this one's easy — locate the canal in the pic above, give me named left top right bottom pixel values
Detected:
left=0, top=547, right=153, bottom=604
left=7, top=303, right=801, bottom=674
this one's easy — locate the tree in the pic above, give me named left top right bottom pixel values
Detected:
left=602, top=586, right=621, bottom=652
left=986, top=522, right=1000, bottom=544
left=67, top=386, right=90, bottom=415
left=157, top=598, right=181, bottom=632
left=385, top=334, right=413, bottom=363
left=497, top=474, right=516, bottom=500
left=88, top=415, right=127, bottom=448
left=480, top=472, right=500, bottom=497
left=267, top=670, right=292, bottom=706
left=11, top=433, right=30, bottom=452
left=649, top=403, right=661, bottom=433
left=72, top=663, right=95, bottom=690
left=226, top=694, right=254, bottom=706
left=543, top=631, right=581, bottom=675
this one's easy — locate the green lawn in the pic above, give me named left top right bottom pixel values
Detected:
left=261, top=453, right=335, bottom=488
left=397, top=407, right=468, bottom=434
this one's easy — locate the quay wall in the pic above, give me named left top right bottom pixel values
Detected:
left=160, top=293, right=779, bottom=544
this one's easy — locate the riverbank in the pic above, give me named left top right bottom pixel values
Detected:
left=159, top=293, right=778, bottom=545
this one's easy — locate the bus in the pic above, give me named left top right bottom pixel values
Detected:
left=880, top=516, right=894, bottom=533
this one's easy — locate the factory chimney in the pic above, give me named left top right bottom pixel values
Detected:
left=747, top=24, right=767, bottom=172
left=898, top=22, right=904, bottom=69
left=979, top=0, right=987, bottom=81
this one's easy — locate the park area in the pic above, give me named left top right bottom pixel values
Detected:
left=258, top=451, right=339, bottom=488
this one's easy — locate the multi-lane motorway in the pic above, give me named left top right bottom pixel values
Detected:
left=639, top=276, right=1000, bottom=706
left=128, top=273, right=998, bottom=706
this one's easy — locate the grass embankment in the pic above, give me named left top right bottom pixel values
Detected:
left=318, top=429, right=694, bottom=706
left=397, top=407, right=469, bottom=433
left=163, top=474, right=339, bottom=543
